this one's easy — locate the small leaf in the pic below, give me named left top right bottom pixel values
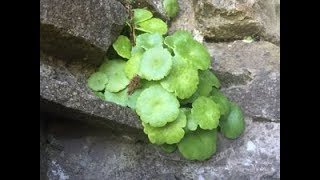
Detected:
left=178, top=129, right=217, bottom=161
left=191, top=96, right=220, bottom=130
left=125, top=51, right=144, bottom=79
left=136, top=85, right=180, bottom=127
left=133, top=8, right=153, bottom=24
left=242, top=36, right=254, bottom=43
left=99, top=60, right=130, bottom=92
left=219, top=102, right=245, bottom=139
left=112, top=35, right=132, bottom=59
left=163, top=0, right=179, bottom=18
left=139, top=47, right=172, bottom=81
left=136, top=18, right=168, bottom=35
left=136, top=33, right=163, bottom=50
left=87, top=72, right=108, bottom=91
left=161, top=144, right=177, bottom=153
left=104, top=88, right=128, bottom=106
left=210, top=88, right=230, bottom=116
left=142, top=110, right=186, bottom=144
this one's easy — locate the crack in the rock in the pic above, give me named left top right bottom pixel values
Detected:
left=252, top=116, right=279, bottom=123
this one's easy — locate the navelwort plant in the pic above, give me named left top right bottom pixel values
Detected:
left=87, top=3, right=245, bottom=161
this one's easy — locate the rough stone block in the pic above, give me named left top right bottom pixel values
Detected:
left=40, top=0, right=127, bottom=65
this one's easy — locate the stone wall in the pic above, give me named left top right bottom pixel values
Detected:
left=40, top=0, right=280, bottom=179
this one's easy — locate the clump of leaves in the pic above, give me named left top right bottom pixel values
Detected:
left=87, top=7, right=245, bottom=161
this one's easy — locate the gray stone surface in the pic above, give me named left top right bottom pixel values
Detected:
left=206, top=40, right=280, bottom=121
left=117, top=0, right=168, bottom=20
left=40, top=113, right=48, bottom=180
left=194, top=0, right=280, bottom=44
left=44, top=115, right=279, bottom=180
left=40, top=0, right=127, bottom=65
left=40, top=52, right=143, bottom=131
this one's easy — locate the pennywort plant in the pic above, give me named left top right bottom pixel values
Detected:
left=87, top=3, right=245, bottom=161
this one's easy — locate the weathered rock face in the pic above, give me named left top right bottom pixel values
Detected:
left=40, top=0, right=127, bottom=65
left=194, top=0, right=280, bottom=44
left=40, top=52, right=143, bottom=132
left=44, top=115, right=279, bottom=180
left=206, top=40, right=280, bottom=122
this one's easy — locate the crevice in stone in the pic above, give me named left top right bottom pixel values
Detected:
left=40, top=23, right=106, bottom=65
left=214, top=71, right=253, bottom=88
left=252, top=116, right=279, bottom=123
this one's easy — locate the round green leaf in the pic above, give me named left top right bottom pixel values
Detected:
left=104, top=88, right=128, bottom=106
left=136, top=33, right=163, bottom=50
left=160, top=55, right=199, bottom=99
left=136, top=18, right=168, bottom=35
left=136, top=85, right=180, bottom=127
left=125, top=51, right=143, bottom=79
left=87, top=72, right=108, bottom=91
left=219, top=102, right=245, bottom=139
left=164, top=30, right=193, bottom=49
left=178, top=129, right=217, bottom=161
left=112, top=35, right=132, bottom=59
left=99, top=60, right=130, bottom=92
left=163, top=0, right=179, bottom=18
left=210, top=88, right=230, bottom=116
left=140, top=47, right=172, bottom=81
left=133, top=8, right=153, bottom=24
left=142, top=110, right=186, bottom=144
left=174, top=39, right=210, bottom=70
left=191, top=96, right=220, bottom=130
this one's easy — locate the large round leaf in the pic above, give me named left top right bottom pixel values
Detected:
left=219, top=102, right=245, bottom=139
left=174, top=39, right=210, bottom=70
left=99, top=60, right=130, bottom=92
left=142, top=110, right=186, bottom=144
left=136, top=85, right=180, bottom=127
left=160, top=55, right=199, bottom=99
left=164, top=30, right=193, bottom=49
left=178, top=129, right=217, bottom=161
left=87, top=72, right=108, bottom=91
left=136, top=32, right=163, bottom=50
left=139, top=47, right=172, bottom=81
left=191, top=96, right=220, bottom=130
